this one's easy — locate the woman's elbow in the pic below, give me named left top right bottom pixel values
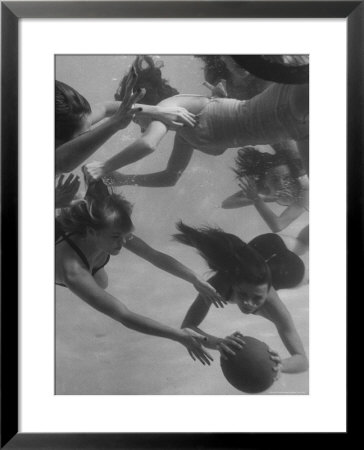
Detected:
left=293, top=353, right=309, bottom=373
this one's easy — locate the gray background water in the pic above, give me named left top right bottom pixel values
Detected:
left=55, top=55, right=309, bottom=394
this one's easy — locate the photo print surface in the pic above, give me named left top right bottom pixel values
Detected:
left=55, top=55, right=309, bottom=395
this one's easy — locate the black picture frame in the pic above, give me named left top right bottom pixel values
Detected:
left=1, top=1, right=359, bottom=448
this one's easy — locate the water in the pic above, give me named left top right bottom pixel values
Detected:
left=55, top=55, right=309, bottom=394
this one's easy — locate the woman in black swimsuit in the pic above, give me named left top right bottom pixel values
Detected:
left=55, top=182, right=225, bottom=365
left=174, top=222, right=308, bottom=374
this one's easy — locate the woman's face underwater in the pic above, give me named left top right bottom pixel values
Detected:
left=228, top=281, right=269, bottom=314
left=265, top=164, right=299, bottom=205
left=90, top=225, right=132, bottom=255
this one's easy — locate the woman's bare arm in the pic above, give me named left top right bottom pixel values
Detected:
left=260, top=290, right=308, bottom=373
left=221, top=191, right=276, bottom=209
left=252, top=199, right=305, bottom=232
left=55, top=117, right=124, bottom=174
left=60, top=260, right=213, bottom=364
left=124, top=235, right=223, bottom=306
left=55, top=73, right=142, bottom=174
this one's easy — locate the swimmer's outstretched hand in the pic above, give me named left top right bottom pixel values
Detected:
left=113, top=63, right=146, bottom=130
left=193, top=277, right=227, bottom=308
left=216, top=331, right=246, bottom=360
left=203, top=79, right=228, bottom=98
left=179, top=328, right=214, bottom=366
left=238, top=176, right=260, bottom=202
left=268, top=348, right=282, bottom=381
left=55, top=173, right=80, bottom=208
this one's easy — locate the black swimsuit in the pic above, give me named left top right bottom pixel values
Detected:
left=55, top=220, right=110, bottom=287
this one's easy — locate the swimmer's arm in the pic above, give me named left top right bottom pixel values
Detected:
left=105, top=136, right=194, bottom=187
left=221, top=191, right=276, bottom=209
left=89, top=102, right=121, bottom=124
left=62, top=261, right=186, bottom=342
left=124, top=235, right=219, bottom=302
left=56, top=89, right=142, bottom=174
left=55, top=117, right=123, bottom=174
left=181, top=295, right=212, bottom=329
left=181, top=276, right=231, bottom=350
left=101, top=121, right=168, bottom=176
left=252, top=198, right=305, bottom=232
left=181, top=296, right=223, bottom=350
left=262, top=291, right=308, bottom=373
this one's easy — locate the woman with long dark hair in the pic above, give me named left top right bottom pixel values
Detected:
left=174, top=222, right=308, bottom=374
left=222, top=143, right=309, bottom=250
left=83, top=55, right=308, bottom=187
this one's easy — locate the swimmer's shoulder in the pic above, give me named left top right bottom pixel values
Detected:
left=55, top=240, right=89, bottom=278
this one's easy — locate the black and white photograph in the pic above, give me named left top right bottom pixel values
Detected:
left=55, top=54, right=309, bottom=395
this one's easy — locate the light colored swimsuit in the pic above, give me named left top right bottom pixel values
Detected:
left=178, top=83, right=309, bottom=153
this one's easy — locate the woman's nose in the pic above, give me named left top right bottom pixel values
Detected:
left=243, top=298, right=254, bottom=306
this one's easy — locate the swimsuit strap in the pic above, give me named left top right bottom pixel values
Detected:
left=56, top=219, right=110, bottom=284
left=57, top=253, right=110, bottom=288
left=55, top=219, right=90, bottom=270
left=58, top=234, right=91, bottom=271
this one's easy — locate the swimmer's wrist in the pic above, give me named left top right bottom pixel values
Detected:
left=108, top=115, right=126, bottom=131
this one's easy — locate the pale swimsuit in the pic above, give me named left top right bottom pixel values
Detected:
left=178, top=83, right=309, bottom=154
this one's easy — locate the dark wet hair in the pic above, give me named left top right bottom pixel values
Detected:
left=195, top=55, right=271, bottom=100
left=174, top=222, right=271, bottom=289
left=249, top=233, right=305, bottom=290
left=57, top=192, right=133, bottom=237
left=55, top=80, right=91, bottom=142
left=115, top=55, right=179, bottom=106
left=233, top=146, right=303, bottom=194
left=195, top=55, right=230, bottom=85
left=230, top=55, right=309, bottom=85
